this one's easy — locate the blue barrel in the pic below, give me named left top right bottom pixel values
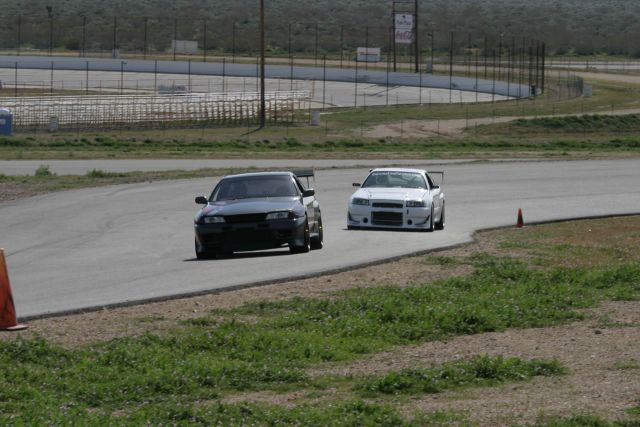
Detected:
left=0, top=108, right=12, bottom=136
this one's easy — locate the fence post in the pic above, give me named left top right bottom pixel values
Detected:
left=354, top=57, right=358, bottom=107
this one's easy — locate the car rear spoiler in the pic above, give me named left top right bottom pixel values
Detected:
left=293, top=169, right=315, bottom=187
left=427, top=170, right=445, bottom=185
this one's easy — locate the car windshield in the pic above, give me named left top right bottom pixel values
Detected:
left=362, top=172, right=427, bottom=189
left=211, top=175, right=299, bottom=201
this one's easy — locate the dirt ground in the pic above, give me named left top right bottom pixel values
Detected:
left=3, top=225, right=639, bottom=426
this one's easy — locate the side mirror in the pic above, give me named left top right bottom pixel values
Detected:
left=302, top=189, right=315, bottom=197
left=195, top=196, right=208, bottom=204
left=432, top=185, right=439, bottom=190
left=352, top=183, right=361, bottom=187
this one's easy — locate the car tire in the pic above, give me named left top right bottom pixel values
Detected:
left=435, top=202, right=445, bottom=230
left=310, top=217, right=323, bottom=250
left=195, top=239, right=211, bottom=260
left=290, top=220, right=311, bottom=253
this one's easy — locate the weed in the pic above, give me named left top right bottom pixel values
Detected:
left=34, top=164, right=54, bottom=177
left=85, top=169, right=126, bottom=178
left=424, top=255, right=464, bottom=267
left=610, top=360, right=640, bottom=371
left=355, top=355, right=566, bottom=395
left=0, top=398, right=425, bottom=426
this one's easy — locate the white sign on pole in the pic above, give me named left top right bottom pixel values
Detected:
left=395, top=14, right=414, bottom=44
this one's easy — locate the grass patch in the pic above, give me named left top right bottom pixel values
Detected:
left=2, top=133, right=640, bottom=161
left=0, top=396, right=429, bottom=426
left=610, top=360, right=640, bottom=371
left=355, top=355, right=566, bottom=395
left=1, top=259, right=638, bottom=422
left=513, top=114, right=640, bottom=132
left=477, top=114, right=640, bottom=137
left=494, top=217, right=640, bottom=269
left=0, top=166, right=259, bottom=203
left=423, top=255, right=464, bottom=267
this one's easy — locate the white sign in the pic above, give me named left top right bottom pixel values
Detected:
left=395, top=14, right=414, bottom=44
left=357, top=47, right=381, bottom=62
left=171, top=40, right=199, bottom=55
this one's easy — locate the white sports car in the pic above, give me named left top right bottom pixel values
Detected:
left=347, top=168, right=445, bottom=231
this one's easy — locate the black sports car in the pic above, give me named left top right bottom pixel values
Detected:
left=194, top=171, right=323, bottom=259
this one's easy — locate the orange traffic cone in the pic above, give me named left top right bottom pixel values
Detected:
left=516, top=208, right=524, bottom=228
left=0, top=249, right=28, bottom=331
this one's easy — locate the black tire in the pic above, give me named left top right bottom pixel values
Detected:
left=435, top=202, right=445, bottom=230
left=195, top=239, right=211, bottom=260
left=290, top=220, right=311, bottom=253
left=310, top=217, right=323, bottom=250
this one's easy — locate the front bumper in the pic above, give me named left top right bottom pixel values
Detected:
left=348, top=205, right=432, bottom=229
left=195, top=217, right=307, bottom=252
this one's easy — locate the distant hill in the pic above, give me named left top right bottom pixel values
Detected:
left=1, top=0, right=638, bottom=57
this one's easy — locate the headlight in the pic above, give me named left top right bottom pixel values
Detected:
left=265, top=211, right=294, bottom=220
left=406, top=200, right=427, bottom=207
left=203, top=216, right=225, bottom=224
left=351, top=198, right=370, bottom=206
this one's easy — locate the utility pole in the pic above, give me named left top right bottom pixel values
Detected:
left=173, top=18, right=178, bottom=61
left=428, top=32, right=434, bottom=73
left=143, top=18, right=148, bottom=59
left=259, top=0, right=266, bottom=128
left=232, top=21, right=236, bottom=63
left=392, top=1, right=396, bottom=72
left=414, top=0, right=419, bottom=73
left=112, top=16, right=117, bottom=58
left=46, top=6, right=54, bottom=56
left=203, top=18, right=207, bottom=62
left=340, top=25, right=344, bottom=68
left=17, top=16, right=22, bottom=56
left=81, top=15, right=86, bottom=57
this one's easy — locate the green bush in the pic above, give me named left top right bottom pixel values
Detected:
left=34, top=165, right=54, bottom=177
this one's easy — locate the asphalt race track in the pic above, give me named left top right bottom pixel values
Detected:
left=2, top=159, right=639, bottom=318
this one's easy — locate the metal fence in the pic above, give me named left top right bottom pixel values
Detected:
left=1, top=91, right=308, bottom=131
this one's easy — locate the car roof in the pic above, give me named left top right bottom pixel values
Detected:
left=369, top=168, right=426, bottom=174
left=222, top=171, right=295, bottom=180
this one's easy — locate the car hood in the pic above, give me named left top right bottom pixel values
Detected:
left=200, top=197, right=302, bottom=216
left=352, top=187, right=428, bottom=201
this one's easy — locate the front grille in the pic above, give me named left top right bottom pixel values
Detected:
left=371, top=211, right=403, bottom=226
left=372, top=202, right=403, bottom=209
left=232, top=229, right=274, bottom=242
left=224, top=213, right=267, bottom=224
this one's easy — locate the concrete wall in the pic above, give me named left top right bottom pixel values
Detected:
left=0, top=55, right=532, bottom=98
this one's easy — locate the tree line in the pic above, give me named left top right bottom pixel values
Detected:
left=1, top=0, right=638, bottom=57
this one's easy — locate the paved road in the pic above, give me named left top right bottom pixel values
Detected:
left=1, top=159, right=639, bottom=318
